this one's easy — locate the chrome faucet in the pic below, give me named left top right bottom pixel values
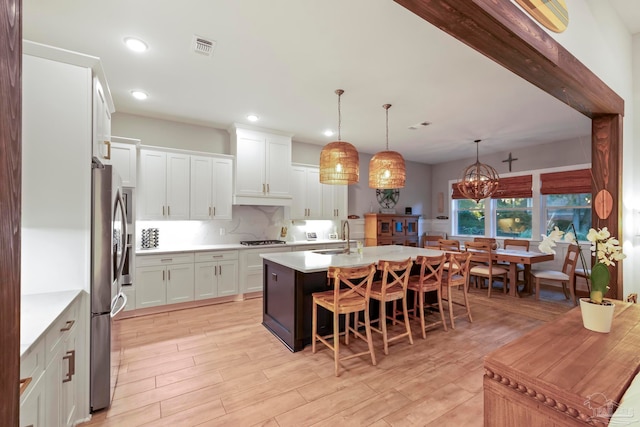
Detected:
left=342, top=220, right=350, bottom=254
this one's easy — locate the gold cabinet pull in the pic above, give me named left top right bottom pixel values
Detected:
left=162, top=270, right=165, bottom=281
left=62, top=350, right=75, bottom=383
left=60, top=320, right=75, bottom=332
left=267, top=183, right=270, bottom=193
left=103, top=140, right=111, bottom=160
left=213, top=206, right=216, bottom=216
left=162, top=206, right=165, bottom=216
left=209, top=206, right=212, bottom=216
left=262, top=183, right=266, bottom=194
left=20, top=377, right=32, bottom=396
left=168, top=270, right=171, bottom=280
left=168, top=206, right=171, bottom=216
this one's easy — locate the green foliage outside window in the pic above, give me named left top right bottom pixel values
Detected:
left=546, top=193, right=592, bottom=240
left=496, top=198, right=532, bottom=238
left=456, top=199, right=485, bottom=235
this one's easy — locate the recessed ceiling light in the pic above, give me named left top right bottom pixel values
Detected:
left=131, top=90, right=148, bottom=100
left=247, top=114, right=259, bottom=122
left=124, top=37, right=148, bottom=53
left=323, top=130, right=334, bottom=137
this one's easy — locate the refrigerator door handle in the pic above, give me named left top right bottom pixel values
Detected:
left=110, top=292, right=127, bottom=318
left=114, top=191, right=128, bottom=286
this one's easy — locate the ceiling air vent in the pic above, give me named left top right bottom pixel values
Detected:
left=192, top=35, right=216, bottom=57
left=408, top=121, right=432, bottom=130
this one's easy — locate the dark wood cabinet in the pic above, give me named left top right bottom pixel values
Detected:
left=364, top=214, right=419, bottom=247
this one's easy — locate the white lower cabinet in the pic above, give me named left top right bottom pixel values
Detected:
left=194, top=251, right=239, bottom=299
left=135, top=253, right=195, bottom=309
left=21, top=295, right=83, bottom=427
left=239, top=247, right=290, bottom=293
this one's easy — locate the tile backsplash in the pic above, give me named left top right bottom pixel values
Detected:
left=136, top=206, right=342, bottom=248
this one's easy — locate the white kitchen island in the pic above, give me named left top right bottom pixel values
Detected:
left=260, top=245, right=443, bottom=351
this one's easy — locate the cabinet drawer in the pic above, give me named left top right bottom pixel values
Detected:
left=194, top=250, right=238, bottom=263
left=137, top=253, right=195, bottom=267
left=44, top=300, right=79, bottom=367
left=20, top=338, right=45, bottom=395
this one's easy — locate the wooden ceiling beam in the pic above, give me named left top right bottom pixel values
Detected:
left=394, top=0, right=624, bottom=118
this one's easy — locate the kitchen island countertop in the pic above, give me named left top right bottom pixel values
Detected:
left=260, top=245, right=443, bottom=273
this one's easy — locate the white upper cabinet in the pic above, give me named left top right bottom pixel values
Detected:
left=291, top=165, right=322, bottom=219
left=110, top=136, right=139, bottom=187
left=229, top=124, right=292, bottom=206
left=322, top=182, right=348, bottom=220
left=92, top=78, right=113, bottom=163
left=190, top=155, right=233, bottom=220
left=138, top=149, right=190, bottom=220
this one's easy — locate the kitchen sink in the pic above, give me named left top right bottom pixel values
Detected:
left=311, top=248, right=349, bottom=255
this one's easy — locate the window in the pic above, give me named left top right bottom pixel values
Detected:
left=450, top=167, right=591, bottom=241
left=495, top=198, right=533, bottom=238
left=454, top=199, right=485, bottom=236
left=545, top=193, right=592, bottom=240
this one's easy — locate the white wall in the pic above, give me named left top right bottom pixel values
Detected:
left=22, top=55, right=93, bottom=295
left=112, top=112, right=230, bottom=153
left=431, top=137, right=590, bottom=218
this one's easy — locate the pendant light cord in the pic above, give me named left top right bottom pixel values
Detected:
left=383, top=104, right=392, bottom=150
left=335, top=89, right=344, bottom=141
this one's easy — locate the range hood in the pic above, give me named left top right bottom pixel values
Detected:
left=233, top=195, right=292, bottom=207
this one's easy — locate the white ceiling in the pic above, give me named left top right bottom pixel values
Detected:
left=22, top=1, right=638, bottom=165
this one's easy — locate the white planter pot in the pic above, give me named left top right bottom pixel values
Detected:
left=579, top=297, right=615, bottom=333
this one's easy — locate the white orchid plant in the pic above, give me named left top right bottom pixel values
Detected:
left=539, top=226, right=625, bottom=304
left=586, top=227, right=626, bottom=304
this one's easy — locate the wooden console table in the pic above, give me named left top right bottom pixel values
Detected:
left=484, top=302, right=640, bottom=426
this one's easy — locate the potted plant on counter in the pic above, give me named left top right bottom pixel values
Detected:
left=579, top=227, right=626, bottom=333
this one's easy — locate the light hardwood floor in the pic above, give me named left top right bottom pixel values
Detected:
left=82, top=288, right=574, bottom=427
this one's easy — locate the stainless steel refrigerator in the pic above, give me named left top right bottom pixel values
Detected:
left=90, top=159, right=128, bottom=412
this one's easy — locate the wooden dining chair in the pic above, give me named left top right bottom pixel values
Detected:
left=406, top=253, right=448, bottom=338
left=531, top=244, right=580, bottom=305
left=503, top=239, right=530, bottom=291
left=473, top=237, right=498, bottom=249
left=438, top=239, right=461, bottom=251
left=422, top=234, right=443, bottom=248
left=441, top=251, right=473, bottom=329
left=465, top=241, right=509, bottom=297
left=366, top=258, right=414, bottom=355
left=312, top=263, right=377, bottom=376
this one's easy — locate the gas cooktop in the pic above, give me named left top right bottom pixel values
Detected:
left=240, top=240, right=287, bottom=246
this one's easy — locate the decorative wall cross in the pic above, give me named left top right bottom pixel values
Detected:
left=502, top=152, right=518, bottom=172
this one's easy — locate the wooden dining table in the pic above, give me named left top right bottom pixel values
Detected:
left=491, top=249, right=554, bottom=297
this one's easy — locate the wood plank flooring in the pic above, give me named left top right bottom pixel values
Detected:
left=81, top=288, right=574, bottom=427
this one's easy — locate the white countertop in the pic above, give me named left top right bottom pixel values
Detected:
left=135, top=239, right=352, bottom=256
left=21, top=289, right=83, bottom=357
left=260, top=245, right=444, bottom=273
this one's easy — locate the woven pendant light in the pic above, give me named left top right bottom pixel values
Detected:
left=319, top=89, right=359, bottom=185
left=369, top=104, right=406, bottom=189
left=457, top=139, right=500, bottom=202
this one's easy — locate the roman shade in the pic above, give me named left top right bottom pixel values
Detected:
left=451, top=175, right=533, bottom=200
left=490, top=175, right=532, bottom=199
left=540, top=169, right=591, bottom=195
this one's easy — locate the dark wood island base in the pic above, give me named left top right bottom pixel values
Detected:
left=262, top=259, right=333, bottom=352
